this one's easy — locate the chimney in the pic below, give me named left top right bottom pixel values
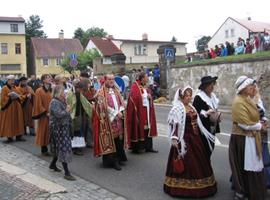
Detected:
left=142, top=33, right=148, bottom=41
left=59, top=30, right=64, bottom=40
left=247, top=17, right=251, bottom=21
left=108, top=35, right=114, bottom=40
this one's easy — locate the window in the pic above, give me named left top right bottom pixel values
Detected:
left=0, top=64, right=21, bottom=71
left=231, top=29, right=235, bottom=37
left=134, top=44, right=147, bottom=55
left=56, top=58, right=61, bottom=65
left=1, top=43, right=8, bottom=54
left=43, top=58, right=49, bottom=66
left=15, top=43, right=21, bottom=54
left=225, top=30, right=229, bottom=38
left=10, top=24, right=18, bottom=32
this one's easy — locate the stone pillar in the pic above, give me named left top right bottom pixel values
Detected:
left=157, top=44, right=176, bottom=99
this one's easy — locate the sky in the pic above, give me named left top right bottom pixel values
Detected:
left=2, top=0, right=270, bottom=52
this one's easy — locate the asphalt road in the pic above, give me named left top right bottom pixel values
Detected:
left=5, top=105, right=270, bottom=200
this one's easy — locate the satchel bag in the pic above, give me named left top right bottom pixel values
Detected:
left=209, top=110, right=221, bottom=124
left=173, top=147, right=184, bottom=174
left=71, top=137, right=86, bottom=148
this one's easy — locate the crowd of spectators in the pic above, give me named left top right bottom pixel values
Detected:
left=187, top=32, right=270, bottom=62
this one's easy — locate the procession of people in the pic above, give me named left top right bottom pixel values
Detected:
left=0, top=70, right=269, bottom=200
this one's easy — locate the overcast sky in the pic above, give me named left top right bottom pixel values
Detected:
left=2, top=0, right=270, bottom=52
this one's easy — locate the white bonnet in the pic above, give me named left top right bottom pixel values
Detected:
left=235, top=76, right=255, bottom=94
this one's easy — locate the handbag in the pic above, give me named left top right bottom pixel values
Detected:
left=173, top=147, right=184, bottom=174
left=71, top=136, right=86, bottom=148
left=209, top=110, right=221, bottom=124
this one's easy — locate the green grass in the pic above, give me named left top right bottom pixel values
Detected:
left=177, top=51, right=270, bottom=66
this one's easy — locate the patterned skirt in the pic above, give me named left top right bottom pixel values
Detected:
left=164, top=126, right=217, bottom=198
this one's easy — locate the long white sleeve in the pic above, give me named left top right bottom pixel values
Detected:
left=238, top=122, right=262, bottom=131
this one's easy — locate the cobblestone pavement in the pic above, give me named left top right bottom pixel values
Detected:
left=0, top=169, right=47, bottom=200
left=0, top=142, right=126, bottom=200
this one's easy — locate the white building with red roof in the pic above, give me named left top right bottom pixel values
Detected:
left=208, top=17, right=270, bottom=49
left=86, top=34, right=187, bottom=65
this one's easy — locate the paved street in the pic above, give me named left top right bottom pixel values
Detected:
left=0, top=104, right=269, bottom=200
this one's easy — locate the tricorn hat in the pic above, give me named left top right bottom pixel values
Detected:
left=198, top=76, right=218, bottom=90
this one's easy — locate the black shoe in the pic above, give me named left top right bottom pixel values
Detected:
left=145, top=149, right=158, bottom=153
left=86, top=144, right=93, bottom=148
left=42, top=152, right=51, bottom=156
left=113, top=163, right=122, bottom=171
left=131, top=149, right=144, bottom=154
left=3, top=138, right=13, bottom=144
left=49, top=166, right=61, bottom=172
left=119, top=161, right=126, bottom=166
left=16, top=137, right=26, bottom=142
left=73, top=150, right=84, bottom=156
left=64, top=175, right=76, bottom=181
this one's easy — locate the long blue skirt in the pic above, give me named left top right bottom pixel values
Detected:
left=262, top=141, right=270, bottom=188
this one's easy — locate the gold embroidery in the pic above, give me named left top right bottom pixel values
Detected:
left=164, top=175, right=216, bottom=189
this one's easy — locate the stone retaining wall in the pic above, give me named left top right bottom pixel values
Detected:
left=170, top=59, right=270, bottom=111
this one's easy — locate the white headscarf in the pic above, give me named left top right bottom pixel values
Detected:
left=168, top=86, right=215, bottom=157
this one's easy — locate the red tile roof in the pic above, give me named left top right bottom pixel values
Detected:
left=31, top=38, right=83, bottom=58
left=233, top=18, right=270, bottom=32
left=0, top=16, right=25, bottom=22
left=114, top=38, right=187, bottom=45
left=90, top=37, right=122, bottom=56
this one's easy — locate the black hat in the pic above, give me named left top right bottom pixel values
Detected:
left=18, top=76, right=27, bottom=82
left=198, top=76, right=218, bottom=90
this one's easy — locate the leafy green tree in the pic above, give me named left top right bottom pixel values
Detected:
left=25, top=15, right=47, bottom=39
left=60, top=49, right=101, bottom=73
left=25, top=15, right=47, bottom=74
left=73, top=27, right=108, bottom=47
left=196, top=36, right=211, bottom=52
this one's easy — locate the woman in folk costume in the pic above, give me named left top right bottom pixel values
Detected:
left=164, top=86, right=217, bottom=198
left=229, top=76, right=267, bottom=200
left=193, top=76, right=220, bottom=157
left=49, top=85, right=75, bottom=181
left=250, top=83, right=270, bottom=189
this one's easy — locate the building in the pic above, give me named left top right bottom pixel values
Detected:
left=0, top=16, right=27, bottom=77
left=29, top=32, right=83, bottom=77
left=112, top=34, right=187, bottom=64
left=208, top=17, right=270, bottom=48
left=86, top=34, right=187, bottom=74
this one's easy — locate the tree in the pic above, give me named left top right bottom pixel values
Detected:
left=60, top=49, right=101, bottom=73
left=73, top=27, right=108, bottom=47
left=25, top=15, right=47, bottom=39
left=25, top=15, right=47, bottom=74
left=171, top=36, right=177, bottom=42
left=196, top=36, right=211, bottom=52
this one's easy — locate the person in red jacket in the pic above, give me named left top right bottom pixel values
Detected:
left=126, top=71, right=158, bottom=154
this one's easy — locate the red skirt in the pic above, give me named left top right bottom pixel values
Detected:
left=164, top=124, right=217, bottom=198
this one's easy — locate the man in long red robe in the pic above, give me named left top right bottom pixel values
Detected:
left=126, top=71, right=158, bottom=153
left=32, top=74, right=52, bottom=156
left=0, top=75, right=25, bottom=143
left=93, top=74, right=128, bottom=170
left=16, top=77, right=35, bottom=136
